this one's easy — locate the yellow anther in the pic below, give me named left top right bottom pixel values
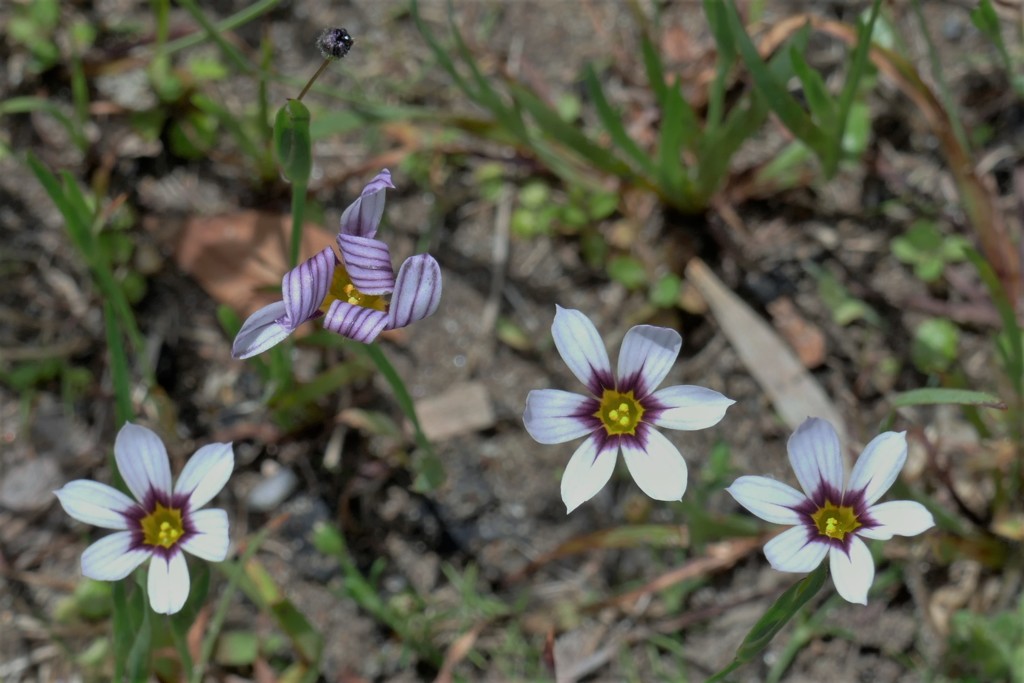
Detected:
left=618, top=403, right=629, bottom=413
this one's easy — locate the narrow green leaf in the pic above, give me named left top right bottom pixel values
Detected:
left=360, top=343, right=446, bottom=491
left=104, top=301, right=134, bottom=426
left=789, top=45, right=837, bottom=131
left=703, top=0, right=737, bottom=132
left=708, top=562, right=828, bottom=682
left=509, top=82, right=632, bottom=178
left=125, top=590, right=152, bottom=683
left=831, top=0, right=882, bottom=175
left=721, top=0, right=828, bottom=156
left=965, top=248, right=1023, bottom=398
left=889, top=388, right=1006, bottom=410
left=640, top=32, right=668, bottom=106
left=583, top=64, right=657, bottom=176
left=655, top=77, right=690, bottom=198
left=271, top=601, right=323, bottom=664
left=0, top=96, right=87, bottom=150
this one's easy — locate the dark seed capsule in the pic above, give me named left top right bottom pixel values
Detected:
left=317, top=27, right=354, bottom=60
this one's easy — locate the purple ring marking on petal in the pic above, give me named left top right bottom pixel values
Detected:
left=323, top=301, right=388, bottom=343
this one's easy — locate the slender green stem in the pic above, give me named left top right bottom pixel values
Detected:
left=289, top=181, right=307, bottom=268
left=297, top=59, right=331, bottom=102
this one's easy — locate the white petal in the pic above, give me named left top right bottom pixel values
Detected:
left=551, top=306, right=612, bottom=395
left=829, top=537, right=874, bottom=605
left=174, top=442, right=234, bottom=510
left=181, top=509, right=230, bottom=562
left=147, top=552, right=190, bottom=615
left=523, top=389, right=596, bottom=444
left=621, top=427, right=688, bottom=502
left=115, top=423, right=172, bottom=502
left=81, top=532, right=150, bottom=581
left=726, top=476, right=806, bottom=525
left=650, top=385, right=735, bottom=431
left=787, top=418, right=844, bottom=501
left=560, top=434, right=617, bottom=513
left=858, top=500, right=934, bottom=540
left=847, top=431, right=907, bottom=506
left=763, top=526, right=828, bottom=573
left=616, top=324, right=681, bottom=397
left=55, top=481, right=134, bottom=529
left=232, top=301, right=291, bottom=359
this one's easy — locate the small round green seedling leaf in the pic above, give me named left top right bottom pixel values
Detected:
left=911, top=318, right=960, bottom=374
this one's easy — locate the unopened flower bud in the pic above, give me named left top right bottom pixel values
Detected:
left=317, top=27, right=354, bottom=60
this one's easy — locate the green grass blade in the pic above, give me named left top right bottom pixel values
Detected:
left=703, top=0, right=737, bottom=132
left=789, top=44, right=837, bottom=132
left=0, top=97, right=87, bottom=150
left=655, top=77, right=690, bottom=199
left=583, top=64, right=657, bottom=176
left=889, top=388, right=1006, bottom=409
left=359, top=343, right=445, bottom=491
left=104, top=301, right=134, bottom=425
left=508, top=82, right=633, bottom=178
left=708, top=562, right=828, bottom=682
left=831, top=0, right=882, bottom=174
left=175, top=0, right=256, bottom=75
left=721, top=0, right=828, bottom=156
left=640, top=32, right=668, bottom=106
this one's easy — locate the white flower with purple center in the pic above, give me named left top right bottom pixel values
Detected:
left=523, top=306, right=735, bottom=513
left=232, top=169, right=442, bottom=359
left=54, top=423, right=233, bottom=615
left=726, top=417, right=935, bottom=605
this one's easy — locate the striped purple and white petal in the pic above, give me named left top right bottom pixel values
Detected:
left=648, top=385, right=735, bottom=431
left=787, top=418, right=844, bottom=503
left=616, top=325, right=681, bottom=397
left=339, top=168, right=395, bottom=238
left=551, top=306, right=613, bottom=396
left=560, top=433, right=617, bottom=513
left=115, top=423, right=173, bottom=503
left=523, top=389, right=598, bottom=444
left=621, top=427, right=688, bottom=502
left=232, top=301, right=291, bottom=359
left=54, top=481, right=135, bottom=530
left=337, top=234, right=397, bottom=295
left=386, top=254, right=442, bottom=330
left=281, top=247, right=335, bottom=327
left=323, top=301, right=389, bottom=343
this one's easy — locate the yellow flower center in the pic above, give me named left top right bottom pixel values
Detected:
left=594, top=389, right=644, bottom=436
left=140, top=502, right=185, bottom=549
left=319, top=264, right=387, bottom=315
left=811, top=502, right=861, bottom=541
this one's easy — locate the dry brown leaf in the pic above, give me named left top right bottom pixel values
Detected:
left=686, top=258, right=848, bottom=446
left=767, top=297, right=826, bottom=369
left=433, top=623, right=485, bottom=683
left=174, top=210, right=336, bottom=317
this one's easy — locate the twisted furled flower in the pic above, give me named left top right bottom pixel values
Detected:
left=523, top=306, right=735, bottom=512
left=54, top=423, right=233, bottom=615
left=726, top=417, right=935, bottom=605
left=232, top=169, right=442, bottom=359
